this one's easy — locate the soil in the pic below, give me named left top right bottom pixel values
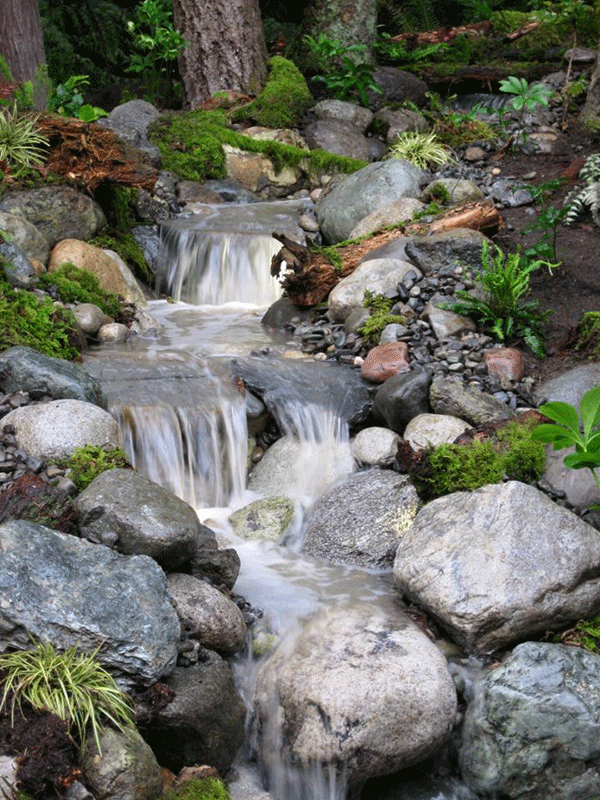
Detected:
left=488, top=119, right=600, bottom=385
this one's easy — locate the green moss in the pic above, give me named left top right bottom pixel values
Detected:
left=576, top=311, right=600, bottom=359
left=233, top=56, right=312, bottom=128
left=434, top=117, right=495, bottom=147
left=38, top=263, right=124, bottom=320
left=359, top=292, right=406, bottom=343
left=62, top=444, right=131, bottom=491
left=90, top=229, right=152, bottom=285
left=415, top=418, right=546, bottom=501
left=164, top=777, right=230, bottom=800
left=0, top=263, right=80, bottom=360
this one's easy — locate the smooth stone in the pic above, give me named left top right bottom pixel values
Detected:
left=403, top=413, right=473, bottom=450
left=352, top=426, right=402, bottom=465
left=228, top=496, right=295, bottom=542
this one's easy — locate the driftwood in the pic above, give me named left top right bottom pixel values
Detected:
left=272, top=200, right=503, bottom=307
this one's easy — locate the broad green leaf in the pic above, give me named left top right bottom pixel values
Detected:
left=586, top=431, right=600, bottom=452
left=531, top=423, right=575, bottom=448
left=580, top=386, right=600, bottom=438
left=564, top=451, right=600, bottom=469
left=538, top=401, right=581, bottom=434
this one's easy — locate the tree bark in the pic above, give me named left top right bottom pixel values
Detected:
left=0, top=0, right=46, bottom=109
left=302, top=0, right=377, bottom=59
left=173, top=0, right=268, bottom=109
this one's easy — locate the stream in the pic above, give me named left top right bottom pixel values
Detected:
left=83, top=201, right=477, bottom=800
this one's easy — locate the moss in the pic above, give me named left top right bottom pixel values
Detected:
left=90, top=229, right=153, bottom=285
left=231, top=56, right=312, bottom=128
left=359, top=292, right=406, bottom=343
left=434, top=117, right=495, bottom=147
left=0, top=263, right=81, bottom=360
left=62, top=444, right=131, bottom=491
left=164, top=777, right=230, bottom=800
left=38, top=263, right=124, bottom=320
left=576, top=311, right=600, bottom=359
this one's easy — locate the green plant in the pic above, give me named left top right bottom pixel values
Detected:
left=575, top=311, right=600, bottom=359
left=38, top=263, right=124, bottom=320
left=48, top=74, right=107, bottom=122
left=440, top=242, right=554, bottom=357
left=63, top=444, right=131, bottom=491
left=531, top=386, right=600, bottom=492
left=0, top=55, right=38, bottom=111
left=564, top=153, right=600, bottom=227
left=164, top=777, right=230, bottom=800
left=233, top=56, right=312, bottom=128
left=518, top=178, right=568, bottom=262
left=386, top=131, right=453, bottom=169
left=0, top=104, right=49, bottom=175
left=0, top=640, right=136, bottom=753
left=303, top=33, right=381, bottom=107
left=359, top=291, right=406, bottom=342
left=126, top=0, right=187, bottom=104
left=499, top=76, right=552, bottom=132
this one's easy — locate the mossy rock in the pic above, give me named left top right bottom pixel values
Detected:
left=61, top=444, right=131, bottom=492
left=232, top=56, right=312, bottom=128
left=164, top=777, right=230, bottom=800
left=38, top=262, right=124, bottom=320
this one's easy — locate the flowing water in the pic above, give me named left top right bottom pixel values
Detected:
left=84, top=203, right=477, bottom=800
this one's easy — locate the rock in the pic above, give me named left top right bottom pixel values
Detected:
left=143, top=658, right=246, bottom=775
left=49, top=240, right=146, bottom=306
left=72, top=303, right=113, bottom=336
left=132, top=225, right=161, bottom=275
left=261, top=297, right=314, bottom=330
left=97, top=99, right=162, bottom=167
left=490, top=179, right=533, bottom=207
left=303, top=119, right=372, bottom=162
left=463, top=146, right=486, bottom=162
left=371, top=67, right=429, bottom=109
left=0, top=346, right=106, bottom=406
left=302, top=469, right=420, bottom=568
left=0, top=210, right=50, bottom=265
left=348, top=197, right=425, bottom=239
left=82, top=726, right=163, bottom=800
left=373, top=369, right=432, bottom=434
left=424, top=178, right=484, bottom=204
left=543, top=445, right=600, bottom=510
left=483, top=347, right=525, bottom=383
left=312, top=99, right=374, bottom=132
left=2, top=398, right=120, bottom=460
left=177, top=180, right=224, bottom=205
left=460, top=641, right=600, bottom=800
left=228, top=496, right=295, bottom=542
left=352, top=426, right=401, bottom=465
left=534, top=363, right=600, bottom=407
left=0, top=757, right=17, bottom=799
left=327, top=258, right=420, bottom=322
left=404, top=229, right=491, bottom=275
left=191, top=541, right=241, bottom=591
left=393, top=481, right=600, bottom=653
left=430, top=377, right=515, bottom=426
left=166, top=573, right=247, bottom=655
left=403, top=413, right=472, bottom=450
left=223, top=146, right=302, bottom=198
left=361, top=341, right=410, bottom=383
left=77, top=469, right=212, bottom=571
left=316, top=160, right=426, bottom=243
left=423, top=299, right=477, bottom=340
left=0, top=520, right=180, bottom=685
left=375, top=108, right=430, bottom=142
left=97, top=322, right=129, bottom=343
left=254, top=603, right=457, bottom=791
left=0, top=185, right=106, bottom=247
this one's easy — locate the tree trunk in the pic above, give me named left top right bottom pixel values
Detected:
left=582, top=38, right=600, bottom=126
left=172, top=0, right=268, bottom=109
left=0, top=0, right=47, bottom=109
left=302, top=0, right=377, bottom=60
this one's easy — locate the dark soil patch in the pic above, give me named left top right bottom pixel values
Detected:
left=489, top=121, right=600, bottom=383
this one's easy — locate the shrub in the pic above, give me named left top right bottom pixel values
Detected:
left=63, top=444, right=131, bottom=491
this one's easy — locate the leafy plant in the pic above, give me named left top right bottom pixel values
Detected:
left=531, top=386, right=600, bottom=491
left=48, top=74, right=107, bottom=122
left=439, top=242, right=555, bottom=357
left=564, top=153, right=600, bottom=227
left=386, top=131, right=453, bottom=169
left=126, top=0, right=187, bottom=104
left=0, top=104, right=49, bottom=174
left=518, top=178, right=568, bottom=262
left=499, top=76, right=552, bottom=132
left=0, top=640, right=136, bottom=754
left=63, top=444, right=131, bottom=491
left=303, top=33, right=382, bottom=107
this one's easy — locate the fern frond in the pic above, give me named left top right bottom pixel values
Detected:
left=564, top=182, right=600, bottom=226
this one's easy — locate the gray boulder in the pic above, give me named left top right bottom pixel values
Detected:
left=254, top=603, right=457, bottom=791
left=316, top=160, right=426, bottom=243
left=373, top=369, right=432, bottom=434
left=228, top=496, right=295, bottom=542
left=424, top=178, right=484, bottom=205
left=375, top=108, right=430, bottom=142
left=143, top=658, right=246, bottom=775
left=303, top=119, right=371, bottom=162
left=0, top=211, right=49, bottom=266
left=404, top=228, right=491, bottom=275
left=302, top=469, right=420, bottom=568
left=430, top=376, right=515, bottom=426
left=394, top=481, right=600, bottom=653
left=348, top=198, right=425, bottom=239
left=371, top=67, right=429, bottom=109
left=351, top=426, right=401, bottom=465
left=403, top=413, right=472, bottom=450
left=0, top=520, right=180, bottom=685
left=98, top=100, right=162, bottom=167
left=312, top=99, right=373, bottom=132
left=77, top=468, right=213, bottom=571
left=534, top=362, right=600, bottom=406
left=2, top=398, right=120, bottom=460
left=460, top=641, right=600, bottom=800
left=0, top=346, right=106, bottom=406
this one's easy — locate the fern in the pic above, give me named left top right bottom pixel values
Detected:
left=564, top=153, right=600, bottom=226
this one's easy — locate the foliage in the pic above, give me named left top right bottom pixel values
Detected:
left=63, top=444, right=131, bottom=491
left=303, top=34, right=381, bottom=107
left=374, top=36, right=450, bottom=66
left=575, top=311, right=600, bottom=359
left=126, top=0, right=187, bottom=104
left=532, top=386, right=600, bottom=491
left=433, top=111, right=495, bottom=147
left=415, top=418, right=546, bottom=501
left=0, top=264, right=80, bottom=360
left=439, top=242, right=554, bottom=357
left=91, top=230, right=152, bottom=284
left=557, top=615, right=600, bottom=653
left=0, top=105, right=49, bottom=175
left=359, top=292, right=405, bottom=343
left=47, top=75, right=107, bottom=122
left=0, top=55, right=35, bottom=111
left=164, top=777, right=230, bottom=800
left=386, top=131, right=453, bottom=170
left=0, top=639, right=135, bottom=754
left=518, top=178, right=568, bottom=262
left=37, top=263, right=124, bottom=320
left=234, top=57, right=312, bottom=128
left=564, top=153, right=600, bottom=227
left=499, top=76, right=552, bottom=135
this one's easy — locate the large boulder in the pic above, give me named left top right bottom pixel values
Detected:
left=371, top=67, right=429, bottom=109
left=429, top=376, right=515, bottom=426
left=372, top=369, right=432, bottom=434
left=97, top=99, right=162, bottom=168
left=2, top=398, right=120, bottom=461
left=312, top=99, right=373, bottom=133
left=303, top=119, right=372, bottom=162
left=404, top=229, right=491, bottom=275
left=316, top=160, right=426, bottom=243
left=254, top=603, right=457, bottom=791
left=460, top=641, right=600, bottom=800
left=0, top=210, right=50, bottom=265
left=394, top=481, right=600, bottom=653
left=77, top=468, right=213, bottom=571
left=0, top=520, right=180, bottom=686
left=302, top=469, right=420, bottom=568
left=0, top=346, right=106, bottom=406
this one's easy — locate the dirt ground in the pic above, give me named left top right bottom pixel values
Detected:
left=489, top=120, right=600, bottom=384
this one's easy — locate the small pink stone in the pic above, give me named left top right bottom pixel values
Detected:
left=360, top=342, right=410, bottom=383
left=483, top=347, right=525, bottom=382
